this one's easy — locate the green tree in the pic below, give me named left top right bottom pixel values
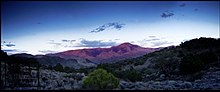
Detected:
left=53, top=63, right=63, bottom=72
left=82, top=68, right=119, bottom=90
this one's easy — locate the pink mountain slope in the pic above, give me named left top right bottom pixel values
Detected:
left=48, top=42, right=160, bottom=63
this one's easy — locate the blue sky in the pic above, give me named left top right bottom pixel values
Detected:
left=1, top=1, right=219, bottom=55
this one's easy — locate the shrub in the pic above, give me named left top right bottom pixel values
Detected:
left=134, top=60, right=145, bottom=66
left=198, top=51, right=218, bottom=64
left=77, top=67, right=96, bottom=75
left=53, top=63, right=64, bottom=72
left=82, top=68, right=119, bottom=90
left=47, top=65, right=53, bottom=70
left=177, top=50, right=184, bottom=57
left=116, top=69, right=143, bottom=82
left=64, top=66, right=72, bottom=73
left=179, top=54, right=205, bottom=74
left=154, top=58, right=178, bottom=77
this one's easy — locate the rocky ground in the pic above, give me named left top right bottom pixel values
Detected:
left=3, top=66, right=219, bottom=90
left=119, top=67, right=220, bottom=90
left=39, top=69, right=85, bottom=90
left=40, top=66, right=220, bottom=90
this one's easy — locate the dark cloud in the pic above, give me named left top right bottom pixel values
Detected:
left=151, top=41, right=173, bottom=47
left=62, top=40, right=69, bottom=42
left=39, top=50, right=58, bottom=54
left=130, top=41, right=135, bottom=43
left=90, top=22, right=125, bottom=33
left=37, top=22, right=42, bottom=24
left=75, top=39, right=117, bottom=47
left=5, top=43, right=16, bottom=47
left=179, top=3, right=186, bottom=7
left=194, top=8, right=198, bottom=12
left=161, top=11, right=174, bottom=18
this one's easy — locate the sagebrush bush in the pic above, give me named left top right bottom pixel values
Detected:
left=82, top=68, right=119, bottom=90
left=114, top=69, right=143, bottom=82
left=124, top=69, right=143, bottom=82
left=64, top=66, right=72, bottom=73
left=154, top=58, right=178, bottom=76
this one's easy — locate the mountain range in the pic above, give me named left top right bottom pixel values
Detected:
left=4, top=42, right=161, bottom=68
left=47, top=42, right=161, bottom=63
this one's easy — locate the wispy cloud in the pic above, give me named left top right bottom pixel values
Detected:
left=38, top=50, right=58, bottom=54
left=47, top=38, right=118, bottom=48
left=144, top=36, right=160, bottom=41
left=2, top=49, right=28, bottom=55
left=48, top=40, right=54, bottom=42
left=75, top=39, right=117, bottom=47
left=146, top=38, right=160, bottom=41
left=2, top=49, right=18, bottom=52
left=90, top=22, right=125, bottom=33
left=148, top=36, right=156, bottom=38
left=61, top=39, right=76, bottom=42
left=1, top=41, right=16, bottom=47
left=49, top=42, right=61, bottom=45
left=151, top=41, right=173, bottom=47
left=161, top=11, right=174, bottom=18
left=138, top=37, right=173, bottom=47
left=47, top=40, right=62, bottom=45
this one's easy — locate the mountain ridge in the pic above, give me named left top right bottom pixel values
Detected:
left=48, top=42, right=161, bottom=63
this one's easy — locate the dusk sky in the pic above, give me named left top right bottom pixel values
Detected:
left=1, top=1, right=219, bottom=55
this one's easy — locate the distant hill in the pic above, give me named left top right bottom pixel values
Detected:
left=48, top=42, right=161, bottom=63
left=5, top=53, right=96, bottom=69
